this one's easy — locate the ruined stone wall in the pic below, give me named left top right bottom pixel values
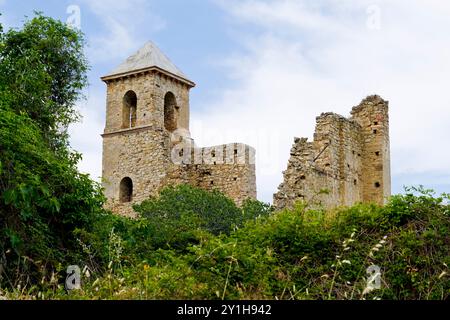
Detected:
left=273, top=137, right=340, bottom=209
left=274, top=95, right=390, bottom=210
left=313, top=112, right=364, bottom=206
left=166, top=143, right=257, bottom=206
left=351, top=95, right=391, bottom=204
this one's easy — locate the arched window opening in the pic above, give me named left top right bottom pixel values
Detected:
left=123, top=91, right=137, bottom=128
left=164, top=92, right=178, bottom=132
left=119, top=177, right=133, bottom=203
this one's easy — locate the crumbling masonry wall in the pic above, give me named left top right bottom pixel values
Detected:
left=274, top=95, right=390, bottom=210
left=165, top=143, right=257, bottom=206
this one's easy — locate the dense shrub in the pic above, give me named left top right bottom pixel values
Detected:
left=135, top=184, right=247, bottom=236
left=75, top=185, right=273, bottom=269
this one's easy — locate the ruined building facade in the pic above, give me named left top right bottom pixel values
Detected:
left=274, top=95, right=391, bottom=209
left=101, top=42, right=256, bottom=216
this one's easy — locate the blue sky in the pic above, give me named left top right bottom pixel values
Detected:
left=0, top=0, right=237, bottom=111
left=2, top=0, right=450, bottom=203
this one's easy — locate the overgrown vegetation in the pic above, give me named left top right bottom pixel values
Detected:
left=73, top=185, right=273, bottom=270
left=0, top=14, right=104, bottom=288
left=2, top=183, right=449, bottom=300
left=0, top=14, right=448, bottom=300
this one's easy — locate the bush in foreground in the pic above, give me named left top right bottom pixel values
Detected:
left=3, top=186, right=448, bottom=300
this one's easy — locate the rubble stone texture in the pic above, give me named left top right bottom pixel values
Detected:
left=101, top=42, right=256, bottom=216
left=273, top=95, right=391, bottom=210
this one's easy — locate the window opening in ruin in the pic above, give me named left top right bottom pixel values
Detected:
left=375, top=182, right=381, bottom=188
left=375, top=151, right=380, bottom=156
left=354, top=179, right=357, bottom=185
left=374, top=121, right=378, bottom=125
left=164, top=92, right=178, bottom=132
left=119, top=177, right=133, bottom=203
left=373, top=129, right=378, bottom=134
left=300, top=175, right=306, bottom=180
left=123, top=91, right=137, bottom=128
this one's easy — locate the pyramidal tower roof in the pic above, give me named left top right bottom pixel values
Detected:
left=101, top=41, right=194, bottom=86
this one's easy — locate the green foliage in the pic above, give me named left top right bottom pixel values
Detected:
left=241, top=198, right=273, bottom=222
left=77, top=185, right=272, bottom=267
left=8, top=186, right=446, bottom=301
left=384, top=186, right=445, bottom=225
left=0, top=12, right=88, bottom=148
left=0, top=103, right=105, bottom=287
left=134, top=184, right=268, bottom=236
left=0, top=14, right=103, bottom=289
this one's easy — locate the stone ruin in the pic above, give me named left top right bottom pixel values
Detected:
left=100, top=42, right=390, bottom=216
left=274, top=95, right=391, bottom=209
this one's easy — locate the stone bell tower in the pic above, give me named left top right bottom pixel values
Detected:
left=101, top=41, right=196, bottom=216
left=101, top=41, right=257, bottom=216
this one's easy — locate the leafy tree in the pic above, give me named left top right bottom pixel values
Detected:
left=0, top=14, right=104, bottom=288
left=0, top=13, right=88, bottom=149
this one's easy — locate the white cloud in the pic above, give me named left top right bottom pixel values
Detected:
left=69, top=88, right=105, bottom=181
left=194, top=0, right=450, bottom=202
left=80, top=0, right=166, bottom=63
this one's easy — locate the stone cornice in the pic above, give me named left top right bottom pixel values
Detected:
left=101, top=66, right=196, bottom=88
left=101, top=125, right=164, bottom=138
